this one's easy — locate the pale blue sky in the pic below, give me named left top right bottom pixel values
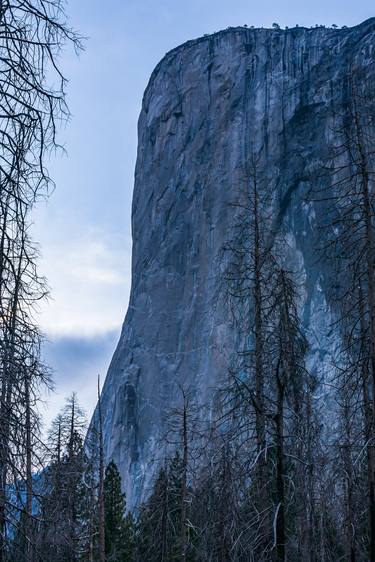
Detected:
left=36, top=1, right=374, bottom=426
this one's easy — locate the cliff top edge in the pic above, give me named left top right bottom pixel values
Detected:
left=143, top=17, right=375, bottom=102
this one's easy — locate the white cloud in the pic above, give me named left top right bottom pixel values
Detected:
left=38, top=227, right=132, bottom=338
left=68, top=240, right=127, bottom=285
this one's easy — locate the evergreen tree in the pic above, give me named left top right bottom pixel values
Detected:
left=37, top=395, right=88, bottom=562
left=136, top=453, right=196, bottom=562
left=104, top=461, right=134, bottom=562
left=8, top=508, right=37, bottom=562
left=136, top=467, right=170, bottom=562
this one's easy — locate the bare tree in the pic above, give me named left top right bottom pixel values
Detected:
left=221, top=156, right=278, bottom=557
left=313, top=66, right=375, bottom=560
left=165, top=385, right=202, bottom=561
left=0, top=1, right=81, bottom=558
left=267, top=268, right=309, bottom=561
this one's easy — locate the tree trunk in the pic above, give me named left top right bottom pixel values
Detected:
left=0, top=258, right=21, bottom=561
left=98, top=377, right=105, bottom=562
left=343, top=401, right=356, bottom=562
left=252, top=172, right=269, bottom=547
left=25, top=374, right=33, bottom=562
left=275, top=374, right=285, bottom=562
left=353, top=95, right=375, bottom=562
left=305, top=391, right=316, bottom=562
left=180, top=396, right=188, bottom=561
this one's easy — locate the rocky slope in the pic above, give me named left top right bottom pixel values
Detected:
left=94, top=19, right=375, bottom=509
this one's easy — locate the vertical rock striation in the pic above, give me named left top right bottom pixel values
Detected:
left=95, top=19, right=375, bottom=509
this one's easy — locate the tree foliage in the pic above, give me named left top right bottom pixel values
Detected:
left=104, top=461, right=134, bottom=562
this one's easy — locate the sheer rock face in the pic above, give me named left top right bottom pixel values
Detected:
left=96, top=20, right=375, bottom=509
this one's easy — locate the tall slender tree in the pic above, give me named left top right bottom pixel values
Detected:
left=38, top=394, right=87, bottom=562
left=0, top=1, right=80, bottom=557
left=98, top=377, right=105, bottom=562
left=314, top=66, right=375, bottom=559
left=104, top=460, right=134, bottom=562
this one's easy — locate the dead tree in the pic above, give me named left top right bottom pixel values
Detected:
left=0, top=1, right=81, bottom=557
left=314, top=66, right=375, bottom=560
left=221, top=156, right=278, bottom=557
left=160, top=384, right=203, bottom=561
left=267, top=268, right=309, bottom=562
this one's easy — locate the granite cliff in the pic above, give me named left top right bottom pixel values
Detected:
left=94, top=19, right=375, bottom=509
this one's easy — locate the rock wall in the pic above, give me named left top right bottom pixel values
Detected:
left=95, top=19, right=375, bottom=509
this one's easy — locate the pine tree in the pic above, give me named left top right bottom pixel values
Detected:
left=104, top=461, right=134, bottom=562
left=136, top=454, right=187, bottom=562
left=136, top=467, right=170, bottom=562
left=37, top=394, right=88, bottom=562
